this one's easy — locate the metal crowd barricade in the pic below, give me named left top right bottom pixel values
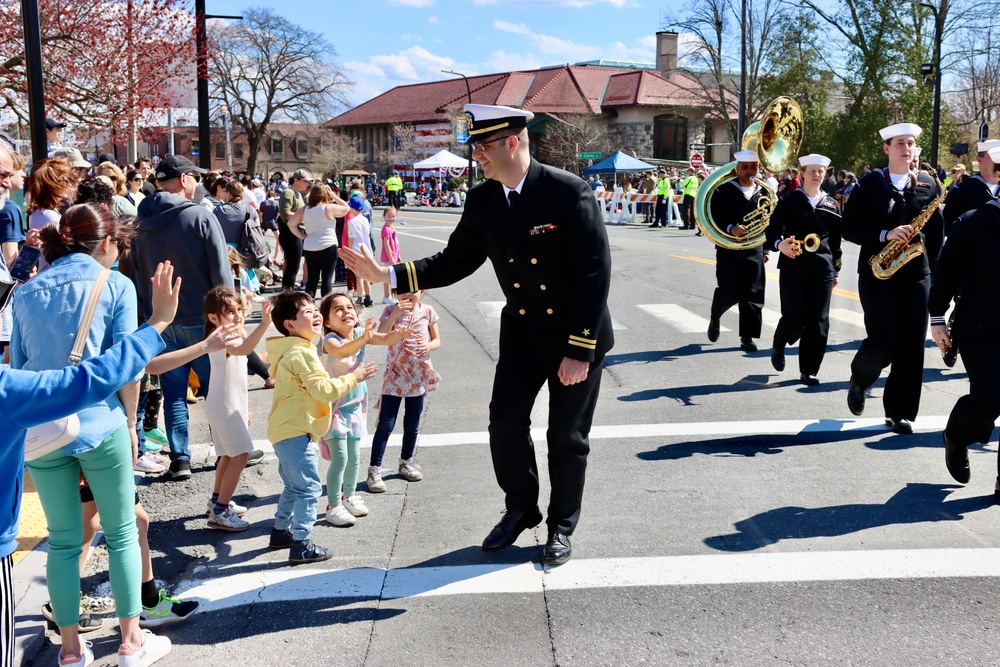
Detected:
left=596, top=191, right=683, bottom=226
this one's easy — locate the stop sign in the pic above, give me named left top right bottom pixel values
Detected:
left=690, top=153, right=704, bottom=169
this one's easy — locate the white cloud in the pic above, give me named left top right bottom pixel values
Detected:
left=388, top=0, right=435, bottom=6
left=428, top=15, right=440, bottom=23
left=476, top=0, right=627, bottom=6
left=493, top=20, right=532, bottom=35
left=343, top=46, right=480, bottom=106
left=483, top=50, right=544, bottom=73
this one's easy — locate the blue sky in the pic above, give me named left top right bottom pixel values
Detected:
left=206, top=0, right=666, bottom=112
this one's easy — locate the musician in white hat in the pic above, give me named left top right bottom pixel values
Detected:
left=942, top=139, right=1000, bottom=232
left=842, top=122, right=944, bottom=434
left=705, top=149, right=767, bottom=352
left=339, top=103, right=613, bottom=567
left=765, top=154, right=842, bottom=385
left=930, top=145, right=1000, bottom=487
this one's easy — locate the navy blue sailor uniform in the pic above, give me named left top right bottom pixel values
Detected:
left=392, top=158, right=613, bottom=535
left=942, top=175, right=999, bottom=233
left=843, top=168, right=944, bottom=421
left=708, top=180, right=767, bottom=339
left=765, top=189, right=842, bottom=376
left=930, top=201, right=1000, bottom=453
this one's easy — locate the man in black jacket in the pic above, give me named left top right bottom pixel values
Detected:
left=706, top=150, right=768, bottom=352
left=931, top=146, right=1000, bottom=488
left=765, top=154, right=842, bottom=385
left=942, top=139, right=1000, bottom=233
left=340, top=104, right=612, bottom=566
left=842, top=123, right=944, bottom=434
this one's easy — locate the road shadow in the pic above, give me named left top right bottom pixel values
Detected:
left=619, top=374, right=814, bottom=406
left=636, top=426, right=888, bottom=460
left=704, top=482, right=996, bottom=552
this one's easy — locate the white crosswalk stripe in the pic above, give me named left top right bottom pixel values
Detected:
left=637, top=304, right=730, bottom=334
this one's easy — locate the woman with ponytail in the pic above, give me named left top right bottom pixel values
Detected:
left=9, top=203, right=173, bottom=666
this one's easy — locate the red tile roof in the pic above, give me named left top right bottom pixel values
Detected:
left=325, top=65, right=733, bottom=128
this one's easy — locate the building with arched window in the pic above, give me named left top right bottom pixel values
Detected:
left=325, top=32, right=737, bottom=173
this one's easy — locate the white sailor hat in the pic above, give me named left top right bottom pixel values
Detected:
left=913, top=146, right=922, bottom=157
left=798, top=154, right=831, bottom=168
left=464, top=104, right=534, bottom=144
left=733, top=149, right=759, bottom=163
left=989, top=146, right=1000, bottom=164
left=977, top=139, right=1000, bottom=153
left=879, top=123, right=922, bottom=141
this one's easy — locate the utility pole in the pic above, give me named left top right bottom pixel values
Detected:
left=442, top=69, right=474, bottom=191
left=910, top=0, right=948, bottom=168
left=195, top=1, right=241, bottom=169
left=21, top=0, right=47, bottom=163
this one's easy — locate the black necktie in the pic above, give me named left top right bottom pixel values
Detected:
left=508, top=190, right=519, bottom=209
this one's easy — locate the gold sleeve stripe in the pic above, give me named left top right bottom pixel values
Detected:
left=469, top=121, right=511, bottom=136
left=568, top=338, right=597, bottom=350
left=404, top=261, right=418, bottom=292
left=569, top=334, right=597, bottom=344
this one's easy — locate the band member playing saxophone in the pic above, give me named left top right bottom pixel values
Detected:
left=842, top=123, right=944, bottom=434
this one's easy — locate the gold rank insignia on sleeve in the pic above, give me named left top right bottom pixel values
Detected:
left=403, top=261, right=419, bottom=292
left=568, top=330, right=597, bottom=350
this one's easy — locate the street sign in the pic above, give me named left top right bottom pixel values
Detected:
left=690, top=153, right=704, bottom=169
left=191, top=150, right=199, bottom=157
left=578, top=152, right=602, bottom=160
left=689, top=142, right=707, bottom=152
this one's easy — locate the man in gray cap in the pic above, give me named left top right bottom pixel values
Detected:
left=131, top=155, right=232, bottom=480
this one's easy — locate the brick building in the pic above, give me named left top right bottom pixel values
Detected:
left=324, top=32, right=736, bottom=172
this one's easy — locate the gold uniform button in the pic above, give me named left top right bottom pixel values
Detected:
left=547, top=309, right=553, bottom=315
left=509, top=258, right=514, bottom=263
left=513, top=283, right=520, bottom=288
left=531, top=258, right=538, bottom=264
left=519, top=309, right=526, bottom=315
left=539, top=284, right=546, bottom=290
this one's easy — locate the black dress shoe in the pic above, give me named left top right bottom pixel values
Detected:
left=771, top=346, right=785, bottom=371
left=707, top=318, right=720, bottom=343
left=800, top=373, right=819, bottom=386
left=482, top=507, right=542, bottom=552
left=886, top=418, right=913, bottom=435
left=541, top=532, right=572, bottom=566
left=943, top=432, right=970, bottom=484
left=847, top=380, right=866, bottom=416
left=740, top=337, right=758, bottom=352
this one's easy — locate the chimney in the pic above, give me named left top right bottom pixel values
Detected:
left=656, top=31, right=678, bottom=73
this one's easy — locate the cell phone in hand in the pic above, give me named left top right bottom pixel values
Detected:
left=9, top=244, right=41, bottom=282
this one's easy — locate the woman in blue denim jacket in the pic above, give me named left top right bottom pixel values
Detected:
left=8, top=204, right=174, bottom=665
left=0, top=260, right=178, bottom=667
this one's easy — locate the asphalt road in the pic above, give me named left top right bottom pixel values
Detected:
left=23, top=207, right=999, bottom=667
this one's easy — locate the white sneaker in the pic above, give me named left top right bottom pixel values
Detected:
left=146, top=452, right=169, bottom=466
left=58, top=642, right=94, bottom=666
left=398, top=458, right=424, bottom=482
left=133, top=454, right=165, bottom=475
left=366, top=466, right=387, bottom=493
left=382, top=297, right=397, bottom=304
left=118, top=630, right=171, bottom=667
left=342, top=495, right=369, bottom=517
left=207, top=508, right=250, bottom=532
left=205, top=499, right=248, bottom=517
left=325, top=504, right=356, bottom=526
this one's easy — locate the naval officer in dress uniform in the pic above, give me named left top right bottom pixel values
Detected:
left=339, top=103, right=613, bottom=566
left=930, top=145, right=1000, bottom=488
left=706, top=149, right=768, bottom=352
left=765, top=154, right=842, bottom=385
left=842, top=122, right=944, bottom=434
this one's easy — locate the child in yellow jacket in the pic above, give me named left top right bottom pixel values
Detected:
left=265, top=291, right=377, bottom=564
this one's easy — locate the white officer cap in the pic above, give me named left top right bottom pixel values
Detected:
left=464, top=104, right=534, bottom=144
left=798, top=154, right=831, bottom=168
left=977, top=139, right=1000, bottom=153
left=879, top=123, right=922, bottom=141
left=733, top=149, right=758, bottom=163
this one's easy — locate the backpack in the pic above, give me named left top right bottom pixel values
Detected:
left=238, top=210, right=269, bottom=269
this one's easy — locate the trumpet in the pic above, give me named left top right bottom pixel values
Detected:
left=788, top=233, right=821, bottom=254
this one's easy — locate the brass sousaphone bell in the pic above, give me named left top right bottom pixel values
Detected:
left=694, top=96, right=804, bottom=250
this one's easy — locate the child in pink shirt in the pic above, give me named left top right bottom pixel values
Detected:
left=380, top=206, right=400, bottom=304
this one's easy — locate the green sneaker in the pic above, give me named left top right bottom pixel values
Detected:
left=144, top=427, right=168, bottom=452
left=138, top=590, right=199, bottom=628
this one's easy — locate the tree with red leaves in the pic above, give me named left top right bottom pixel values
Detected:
left=0, top=0, right=197, bottom=143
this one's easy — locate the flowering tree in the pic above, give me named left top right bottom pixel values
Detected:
left=0, top=0, right=197, bottom=140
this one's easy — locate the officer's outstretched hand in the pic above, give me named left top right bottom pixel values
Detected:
left=338, top=245, right=389, bottom=284
left=558, top=357, right=589, bottom=386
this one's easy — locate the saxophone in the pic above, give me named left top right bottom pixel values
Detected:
left=869, top=188, right=947, bottom=280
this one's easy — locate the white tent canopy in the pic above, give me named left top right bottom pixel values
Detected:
left=413, top=149, right=469, bottom=170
